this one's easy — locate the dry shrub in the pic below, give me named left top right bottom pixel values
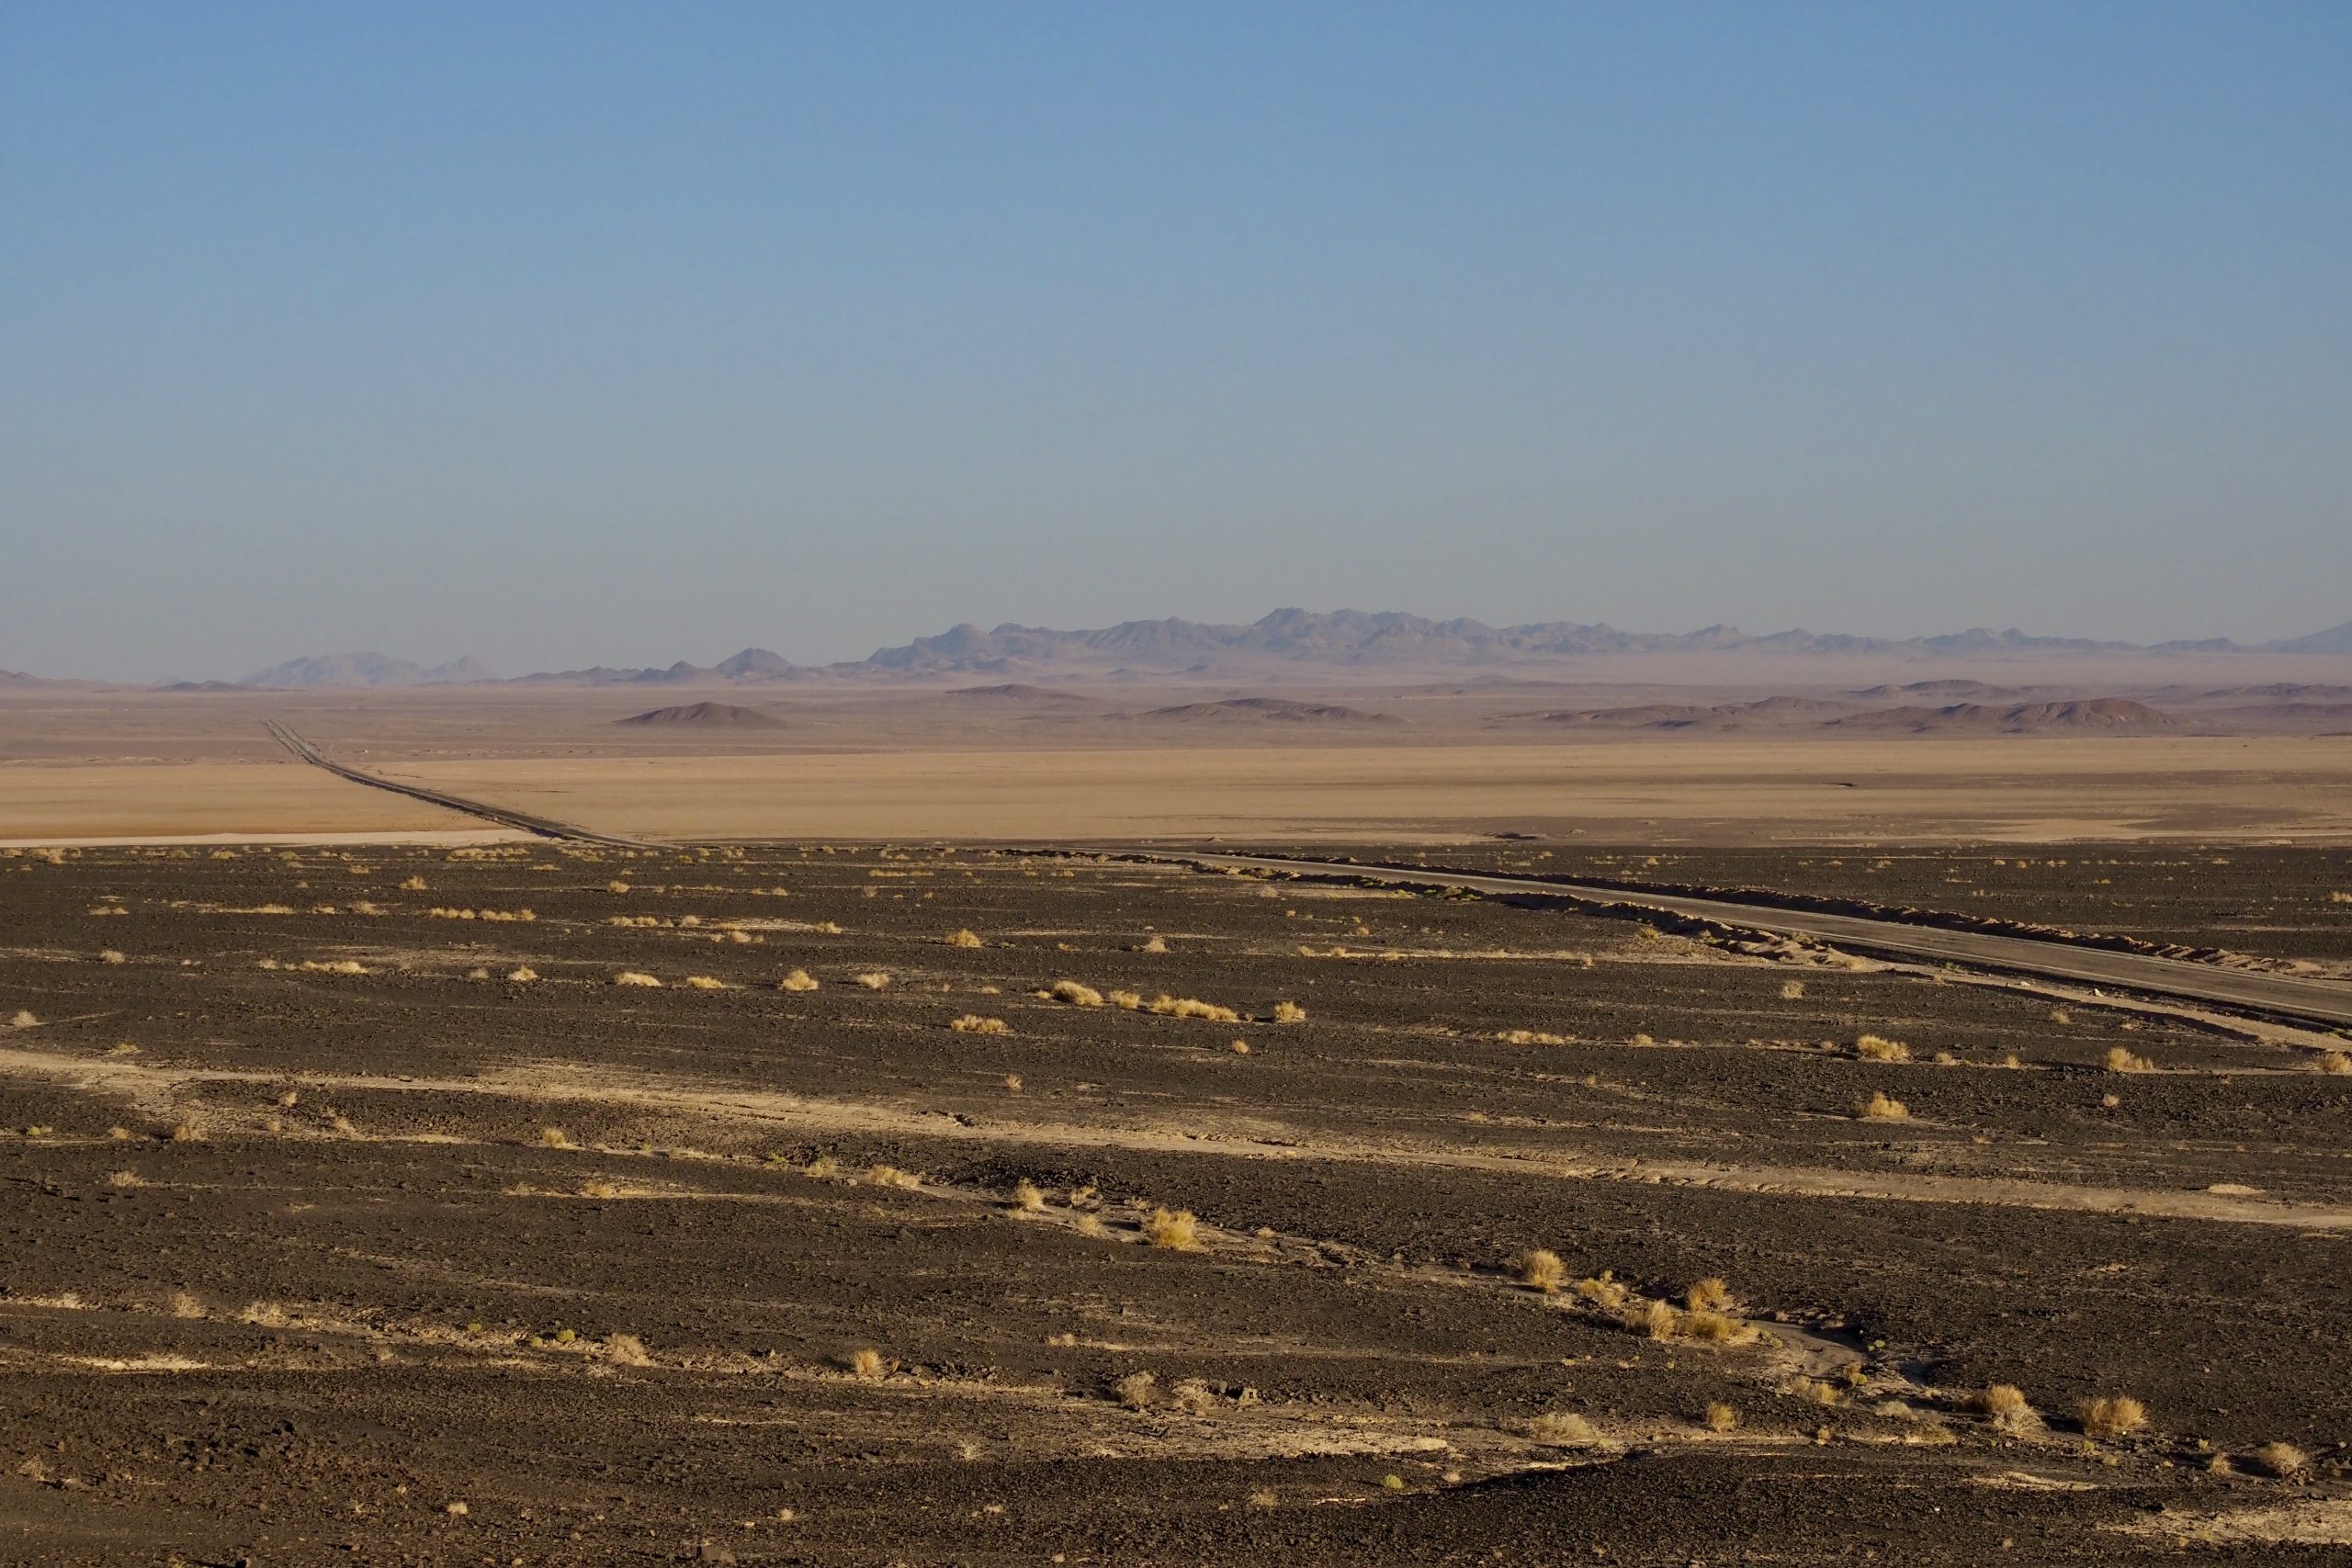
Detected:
left=1679, top=1309, right=1750, bottom=1345
left=1574, top=1273, right=1629, bottom=1312
left=506, top=966, right=538, bottom=983
left=1521, top=1411, right=1599, bottom=1447
left=1012, top=1179, right=1046, bottom=1213
left=614, top=971, right=662, bottom=987
left=2077, top=1394, right=2147, bottom=1440
left=400, top=875, right=428, bottom=892
left=946, top=929, right=983, bottom=948
left=1973, top=1384, right=2036, bottom=1433
left=104, top=1169, right=143, bottom=1189
left=2049, top=1006, right=2072, bottom=1024
left=803, top=1155, right=839, bottom=1179
left=1272, top=1000, right=1307, bottom=1024
left=1515, top=1248, right=1566, bottom=1292
left=100, top=950, right=126, bottom=964
left=950, top=1014, right=1009, bottom=1035
left=1143, top=1207, right=1201, bottom=1249
left=1790, top=1377, right=1843, bottom=1407
left=7, top=1010, right=36, bottom=1029
left=1003, top=1073, right=1023, bottom=1091
left=1135, top=934, right=1169, bottom=953
left=1147, top=994, right=1239, bottom=1022
left=779, top=969, right=820, bottom=992
left=1170, top=1377, right=1216, bottom=1415
left=1499, top=1030, right=1568, bottom=1046
left=603, top=1333, right=651, bottom=1367
left=1780, top=979, right=1804, bottom=1000
left=1854, top=1033, right=1911, bottom=1063
left=682, top=976, right=727, bottom=989
left=1114, top=1371, right=1157, bottom=1409
left=2104, top=1046, right=2154, bottom=1073
left=848, top=1348, right=888, bottom=1381
left=1108, top=988, right=1143, bottom=1009
left=1702, top=1402, right=1738, bottom=1433
left=1641, top=1299, right=1681, bottom=1340
left=853, top=971, right=892, bottom=989
left=1047, top=979, right=1103, bottom=1007
left=865, top=1165, right=922, bottom=1190
left=467, top=966, right=491, bottom=980
left=2314, top=1052, right=2352, bottom=1077
left=2256, top=1440, right=2310, bottom=1477
left=1858, top=1091, right=1908, bottom=1121
left=539, top=1126, right=576, bottom=1149
left=170, top=1291, right=206, bottom=1319
left=1685, top=1277, right=1735, bottom=1312
left=606, top=881, right=630, bottom=894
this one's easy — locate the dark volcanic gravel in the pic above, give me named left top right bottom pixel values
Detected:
left=2, top=841, right=2347, bottom=1564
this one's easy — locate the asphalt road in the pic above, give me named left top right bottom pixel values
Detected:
left=1155, top=851, right=2352, bottom=1031
left=263, top=721, right=654, bottom=851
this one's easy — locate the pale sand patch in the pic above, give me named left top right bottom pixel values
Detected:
left=6, top=1043, right=2345, bottom=1232
left=0, top=761, right=478, bottom=842
left=374, top=737, right=2352, bottom=844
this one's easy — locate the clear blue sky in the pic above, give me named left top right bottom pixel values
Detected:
left=3, top=3, right=2346, bottom=680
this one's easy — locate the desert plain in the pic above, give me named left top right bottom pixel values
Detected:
left=3, top=672, right=2351, bottom=1563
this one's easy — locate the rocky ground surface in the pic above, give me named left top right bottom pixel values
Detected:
left=2, top=840, right=2348, bottom=1564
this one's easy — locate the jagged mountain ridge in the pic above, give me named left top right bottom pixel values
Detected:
left=210, top=609, right=2352, bottom=687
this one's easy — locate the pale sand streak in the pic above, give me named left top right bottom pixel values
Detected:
left=7, top=1045, right=2345, bottom=1231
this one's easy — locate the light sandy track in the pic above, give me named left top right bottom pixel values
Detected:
left=1148, top=852, right=2352, bottom=1030
left=7, top=1044, right=2346, bottom=1231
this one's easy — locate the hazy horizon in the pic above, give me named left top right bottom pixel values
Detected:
left=6, top=4, right=2347, bottom=682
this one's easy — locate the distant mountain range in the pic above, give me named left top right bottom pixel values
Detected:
left=10, top=609, right=2344, bottom=689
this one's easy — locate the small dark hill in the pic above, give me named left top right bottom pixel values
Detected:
left=615, top=702, right=783, bottom=728
left=1831, top=698, right=2177, bottom=734
left=1139, top=696, right=1396, bottom=723
left=946, top=683, right=1088, bottom=702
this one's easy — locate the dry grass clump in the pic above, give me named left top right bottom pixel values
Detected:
left=2076, top=1394, right=2147, bottom=1440
left=100, top=950, right=126, bottom=964
left=1143, top=1207, right=1201, bottom=1249
left=8, top=1010, right=39, bottom=1029
left=400, top=875, right=428, bottom=891
left=1499, top=1029, right=1568, bottom=1046
left=865, top=1165, right=923, bottom=1190
left=1684, top=1276, right=1736, bottom=1312
left=779, top=968, right=820, bottom=991
left=1573, top=1272, right=1630, bottom=1312
left=505, top=966, right=538, bottom=983
left=1640, top=1299, right=1682, bottom=1340
left=295, top=959, right=368, bottom=975
left=1858, top=1090, right=1909, bottom=1121
left=945, top=929, right=983, bottom=948
left=1114, top=1371, right=1157, bottom=1409
left=2313, top=1052, right=2352, bottom=1076
left=1147, top=994, right=1240, bottom=1022
left=1107, top=989, right=1144, bottom=1009
left=1515, top=1248, right=1566, bottom=1292
left=1972, top=1383, right=2037, bottom=1433
left=1789, top=1377, right=1843, bottom=1407
left=1272, top=1000, right=1308, bottom=1024
left=1170, top=1377, right=1216, bottom=1416
left=1521, top=1411, right=1600, bottom=1447
left=1135, top=934, right=1169, bottom=953
left=681, top=975, right=728, bottom=989
left=2256, top=1440, right=2310, bottom=1477
left=1854, top=1033, right=1911, bottom=1063
left=1046, top=979, right=1103, bottom=1007
left=1702, top=1401, right=1738, bottom=1433
left=950, top=1014, right=1010, bottom=1035
left=602, top=1333, right=651, bottom=1367
left=852, top=971, right=893, bottom=989
left=606, top=880, right=631, bottom=895
left=1012, top=1179, right=1047, bottom=1213
left=2104, top=1046, right=2154, bottom=1073
left=848, top=1348, right=888, bottom=1380
left=104, top=1169, right=144, bottom=1189
left=1780, top=979, right=1804, bottom=1000
left=614, top=971, right=662, bottom=987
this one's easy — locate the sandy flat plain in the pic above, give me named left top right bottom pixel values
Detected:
left=4, top=686, right=2350, bottom=845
